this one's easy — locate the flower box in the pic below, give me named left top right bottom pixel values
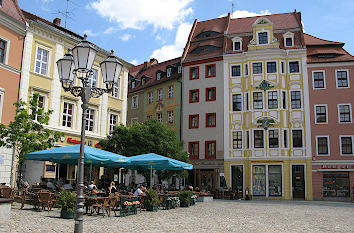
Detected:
left=146, top=205, right=158, bottom=212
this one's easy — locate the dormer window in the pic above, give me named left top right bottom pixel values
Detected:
left=167, top=68, right=172, bottom=77
left=232, top=36, right=242, bottom=51
left=157, top=73, right=161, bottom=80
left=131, top=80, right=136, bottom=88
left=234, top=42, right=241, bottom=51
left=141, top=78, right=146, bottom=85
left=258, top=32, right=268, bottom=44
left=283, top=32, right=294, bottom=48
left=178, top=66, right=182, bottom=74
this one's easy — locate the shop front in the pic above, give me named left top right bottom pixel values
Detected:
left=190, top=159, right=224, bottom=191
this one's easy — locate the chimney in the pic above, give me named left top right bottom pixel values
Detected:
left=143, top=62, right=148, bottom=69
left=53, top=18, right=61, bottom=26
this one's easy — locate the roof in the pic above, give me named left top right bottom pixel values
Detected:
left=0, top=0, right=26, bottom=23
left=303, top=33, right=344, bottom=46
left=128, top=57, right=181, bottom=94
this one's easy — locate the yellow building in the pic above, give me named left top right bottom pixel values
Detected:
left=19, top=11, right=131, bottom=185
left=223, top=13, right=312, bottom=200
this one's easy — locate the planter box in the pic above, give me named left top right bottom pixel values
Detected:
left=197, top=195, right=213, bottom=202
left=60, top=209, right=75, bottom=219
left=146, top=205, right=158, bottom=212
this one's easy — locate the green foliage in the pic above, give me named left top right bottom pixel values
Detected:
left=144, top=189, right=159, bottom=206
left=0, top=93, right=63, bottom=163
left=57, top=188, right=76, bottom=212
left=178, top=190, right=194, bottom=204
left=99, top=119, right=190, bottom=184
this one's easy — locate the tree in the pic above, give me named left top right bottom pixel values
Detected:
left=99, top=119, right=190, bottom=186
left=0, top=93, right=63, bottom=185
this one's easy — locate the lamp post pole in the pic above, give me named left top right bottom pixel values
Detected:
left=56, top=34, right=123, bottom=233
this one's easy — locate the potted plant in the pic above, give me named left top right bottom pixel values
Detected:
left=144, top=189, right=159, bottom=212
left=57, top=188, right=76, bottom=219
left=178, top=190, right=194, bottom=207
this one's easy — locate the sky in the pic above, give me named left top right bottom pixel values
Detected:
left=19, top=0, right=354, bottom=66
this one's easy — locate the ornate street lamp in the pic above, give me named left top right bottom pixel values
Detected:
left=56, top=34, right=123, bottom=233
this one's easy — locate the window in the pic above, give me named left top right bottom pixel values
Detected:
left=157, top=89, right=163, bottom=101
left=146, top=115, right=152, bottom=120
left=323, top=173, right=350, bottom=197
left=245, top=63, right=248, bottom=76
left=0, top=89, right=3, bottom=122
left=282, top=91, right=287, bottom=109
left=285, top=37, right=293, bottom=47
left=88, top=69, right=97, bottom=88
left=253, top=92, right=263, bottom=109
left=189, top=142, right=199, bottom=159
left=281, top=61, right=285, bottom=73
left=289, top=61, right=299, bottom=73
left=268, top=165, right=282, bottom=196
left=131, top=118, right=138, bottom=124
left=168, top=86, right=174, bottom=99
left=157, top=112, right=162, bottom=122
left=189, top=89, right=199, bottom=103
left=232, top=94, right=242, bottom=111
left=266, top=62, right=276, bottom=73
left=131, top=96, right=138, bottom=108
left=313, top=71, right=325, bottom=89
left=131, top=80, right=136, bottom=88
left=234, top=41, right=241, bottom=51
left=269, top=129, right=279, bottom=148
left=233, top=131, right=242, bottom=149
left=245, top=93, right=249, bottom=110
left=190, top=67, right=199, bottom=80
left=35, top=47, right=49, bottom=75
left=189, top=114, right=199, bottom=129
left=283, top=129, right=288, bottom=148
left=32, top=95, right=45, bottom=121
left=338, top=104, right=351, bottom=123
left=111, top=83, right=120, bottom=98
left=252, top=165, right=282, bottom=196
left=206, top=87, right=216, bottom=101
left=246, top=130, right=250, bottom=149
left=290, top=91, right=301, bottom=109
left=109, top=113, right=118, bottom=133
left=267, top=91, right=278, bottom=109
left=317, top=136, right=329, bottom=155
left=336, top=70, right=349, bottom=88
left=206, top=64, right=216, bottom=78
left=157, top=73, right=161, bottom=80
left=252, top=165, right=266, bottom=196
left=178, top=66, right=182, bottom=74
left=252, top=62, right=262, bottom=74
left=205, top=141, right=216, bottom=159
left=167, top=110, right=174, bottom=124
left=254, top=130, right=264, bottom=148
left=148, top=92, right=153, bottom=104
left=206, top=113, right=216, bottom=128
left=340, top=136, right=353, bottom=155
left=315, top=105, right=327, bottom=123
left=292, top=130, right=303, bottom=148
left=141, top=78, right=146, bottom=86
left=85, top=108, right=95, bottom=132
left=0, top=39, right=6, bottom=63
left=231, top=65, right=241, bottom=77
left=258, top=32, right=268, bottom=44
left=167, top=68, right=172, bottom=77
left=62, top=102, right=73, bottom=127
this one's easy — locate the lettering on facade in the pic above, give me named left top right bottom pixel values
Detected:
left=321, top=165, right=353, bottom=169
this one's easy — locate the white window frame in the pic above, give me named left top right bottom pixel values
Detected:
left=251, top=61, right=263, bottom=75
left=266, top=60, right=277, bottom=74
left=61, top=100, right=76, bottom=129
left=168, top=86, right=174, bottom=99
left=339, top=135, right=354, bottom=156
left=232, top=93, right=242, bottom=112
left=232, top=130, right=243, bottom=149
left=288, top=60, right=300, bottom=74
left=268, top=128, right=280, bottom=148
left=131, top=95, right=138, bottom=109
left=230, top=64, right=242, bottom=77
left=157, top=73, right=161, bottom=80
left=316, top=136, right=330, bottom=156
left=335, top=69, right=350, bottom=89
left=253, top=129, right=265, bottom=149
left=109, top=112, right=119, bottom=133
left=337, top=103, right=352, bottom=123
left=314, top=104, right=328, bottom=124
left=111, top=82, right=120, bottom=98
left=157, top=112, right=162, bottom=123
left=88, top=68, right=98, bottom=88
left=290, top=90, right=302, bottom=110
left=257, top=30, right=269, bottom=45
left=167, top=68, right=172, bottom=77
left=252, top=91, right=263, bottom=110
left=34, top=43, right=51, bottom=77
left=85, top=107, right=96, bottom=132
left=266, top=90, right=278, bottom=110
left=0, top=88, right=4, bottom=122
left=283, top=31, right=294, bottom=47
left=232, top=36, right=242, bottom=51
left=31, top=92, right=48, bottom=122
left=0, top=35, right=10, bottom=65
left=148, top=91, right=153, bottom=104
left=312, top=70, right=326, bottom=90
left=157, top=89, right=163, bottom=101
left=131, top=80, right=136, bottom=88
left=251, top=163, right=284, bottom=197
left=167, top=110, right=174, bottom=124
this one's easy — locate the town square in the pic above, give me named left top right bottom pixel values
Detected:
left=0, top=0, right=353, bottom=232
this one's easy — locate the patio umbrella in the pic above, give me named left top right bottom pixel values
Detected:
left=120, top=153, right=193, bottom=187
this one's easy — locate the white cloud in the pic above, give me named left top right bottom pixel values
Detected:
left=220, top=9, right=271, bottom=19
left=121, top=34, right=134, bottom=41
left=130, top=59, right=138, bottom=65
left=83, top=29, right=98, bottom=37
left=104, top=26, right=117, bottom=35
left=150, top=23, right=192, bottom=62
left=90, top=0, right=193, bottom=30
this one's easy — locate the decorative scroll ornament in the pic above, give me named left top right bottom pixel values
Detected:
left=257, top=117, right=275, bottom=130
left=257, top=80, right=274, bottom=91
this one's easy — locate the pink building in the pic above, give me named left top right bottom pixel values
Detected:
left=305, top=33, right=354, bottom=201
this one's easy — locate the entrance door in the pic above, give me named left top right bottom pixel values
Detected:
left=231, top=165, right=243, bottom=194
left=292, top=165, right=305, bottom=199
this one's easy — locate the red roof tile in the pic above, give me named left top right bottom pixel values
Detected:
left=0, top=0, right=26, bottom=23
left=304, top=33, right=343, bottom=46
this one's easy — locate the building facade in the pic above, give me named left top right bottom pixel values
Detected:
left=0, top=0, right=26, bottom=186
left=182, top=17, right=228, bottom=190
left=19, top=10, right=130, bottom=185
left=223, top=12, right=313, bottom=200
left=305, top=33, right=354, bottom=201
left=127, top=57, right=182, bottom=139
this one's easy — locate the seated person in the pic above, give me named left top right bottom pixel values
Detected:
left=91, top=186, right=99, bottom=196
left=88, top=181, right=96, bottom=190
left=108, top=181, right=117, bottom=194
left=133, top=185, right=146, bottom=197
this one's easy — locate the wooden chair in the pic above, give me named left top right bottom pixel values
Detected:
left=0, top=187, right=12, bottom=198
left=107, top=196, right=119, bottom=216
left=38, top=190, right=53, bottom=211
left=92, top=197, right=110, bottom=217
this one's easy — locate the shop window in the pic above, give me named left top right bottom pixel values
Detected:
left=253, top=92, right=263, bottom=109
left=232, top=94, right=242, bottom=111
left=232, top=131, right=242, bottom=149
left=254, top=130, right=264, bottom=148
left=231, top=65, right=241, bottom=77
left=267, top=91, right=278, bottom=109
left=190, top=67, right=199, bottom=80
left=323, top=173, right=350, bottom=197
left=252, top=165, right=266, bottom=196
left=252, top=165, right=282, bottom=197
left=206, top=64, right=216, bottom=78
left=206, top=113, right=216, bottom=128
left=189, top=89, right=199, bottom=103
left=268, top=165, right=282, bottom=196
left=290, top=91, right=301, bottom=109
left=189, top=114, right=199, bottom=129
left=206, top=87, right=216, bottom=101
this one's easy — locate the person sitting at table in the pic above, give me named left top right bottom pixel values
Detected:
left=108, top=181, right=117, bottom=194
left=91, top=186, right=99, bottom=196
left=133, top=185, right=146, bottom=197
left=88, top=181, right=96, bottom=190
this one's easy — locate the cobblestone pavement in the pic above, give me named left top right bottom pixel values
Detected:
left=1, top=200, right=353, bottom=233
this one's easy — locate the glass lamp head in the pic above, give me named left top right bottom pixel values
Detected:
left=72, top=34, right=98, bottom=73
left=100, top=50, right=123, bottom=87
left=56, top=49, right=75, bottom=86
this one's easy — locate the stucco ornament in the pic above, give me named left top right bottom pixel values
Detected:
left=257, top=117, right=275, bottom=130
left=257, top=80, right=274, bottom=91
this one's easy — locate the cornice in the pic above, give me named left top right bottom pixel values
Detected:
left=0, top=62, right=21, bottom=75
left=0, top=11, right=26, bottom=36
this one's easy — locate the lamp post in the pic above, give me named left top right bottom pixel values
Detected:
left=56, top=34, right=123, bottom=233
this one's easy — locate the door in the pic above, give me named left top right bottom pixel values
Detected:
left=231, top=165, right=243, bottom=194
left=292, top=165, right=305, bottom=199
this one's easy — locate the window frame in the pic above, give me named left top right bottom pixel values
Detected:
left=156, top=73, right=161, bottom=80
left=109, top=113, right=119, bottom=133
left=0, top=36, right=10, bottom=65
left=290, top=91, right=302, bottom=109
left=189, top=89, right=199, bottom=103
left=232, top=131, right=242, bottom=149
left=232, top=93, right=242, bottom=111
left=312, top=70, right=326, bottom=89
left=316, top=136, right=330, bottom=156
left=266, top=61, right=277, bottom=74
left=88, top=68, right=98, bottom=88
left=205, top=64, right=216, bottom=78
left=111, top=83, right=120, bottom=98
left=148, top=91, right=153, bottom=104
left=314, top=104, right=328, bottom=124
left=61, top=101, right=75, bottom=129
left=167, top=110, right=174, bottom=124
left=157, top=88, right=163, bottom=101
left=190, top=66, right=199, bottom=80
left=252, top=62, right=263, bottom=75
left=31, top=93, right=47, bottom=122
left=131, top=95, right=138, bottom=109
left=0, top=88, right=4, bottom=122
left=268, top=129, right=280, bottom=148
left=205, top=87, right=216, bottom=102
left=254, top=129, right=264, bottom=148
left=231, top=65, right=241, bottom=77
left=205, top=112, right=216, bottom=128
left=168, top=85, right=174, bottom=99
left=85, top=108, right=96, bottom=132
left=337, top=104, right=352, bottom=123
left=267, top=90, right=278, bottom=109
left=34, top=43, right=51, bottom=77
left=189, top=114, right=199, bottom=129
left=156, top=112, right=163, bottom=123
left=253, top=91, right=263, bottom=110
left=335, top=69, right=350, bottom=89
left=188, top=141, right=199, bottom=160
left=166, top=67, right=172, bottom=77
left=257, top=31, right=269, bottom=45
left=292, top=129, right=303, bottom=148
left=288, top=61, right=300, bottom=74
left=205, top=140, right=216, bottom=159
left=339, top=135, right=354, bottom=156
